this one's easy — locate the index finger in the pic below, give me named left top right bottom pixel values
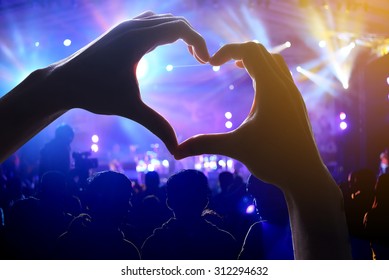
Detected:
left=147, top=19, right=210, bottom=63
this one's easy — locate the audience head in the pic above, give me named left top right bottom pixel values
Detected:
left=246, top=175, right=289, bottom=223
left=166, top=169, right=209, bottom=218
left=374, top=173, right=389, bottom=207
left=85, top=171, right=133, bottom=225
left=54, top=124, right=74, bottom=144
left=218, top=171, right=234, bottom=192
left=40, top=171, right=68, bottom=203
left=145, top=171, right=160, bottom=190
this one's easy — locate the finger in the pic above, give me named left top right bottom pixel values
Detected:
left=188, top=45, right=207, bottom=64
left=272, top=54, right=293, bottom=81
left=133, top=11, right=156, bottom=19
left=127, top=103, right=178, bottom=155
left=148, top=20, right=210, bottom=63
left=142, top=13, right=174, bottom=19
left=174, top=133, right=237, bottom=160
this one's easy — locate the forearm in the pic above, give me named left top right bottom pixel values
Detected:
left=0, top=67, right=66, bottom=163
left=283, top=165, right=351, bottom=259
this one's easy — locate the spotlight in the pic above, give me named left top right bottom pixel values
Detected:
left=340, top=121, right=348, bottom=130
left=35, top=42, right=40, bottom=47
left=225, top=121, right=233, bottom=129
left=166, top=64, right=173, bottom=71
left=339, top=112, right=347, bottom=120
left=63, top=39, right=71, bottom=47
left=91, top=144, right=99, bottom=153
left=285, top=41, right=291, bottom=48
left=386, top=77, right=389, bottom=85
left=229, top=84, right=235, bottom=90
left=225, top=112, right=232, bottom=119
left=162, top=159, right=169, bottom=168
left=212, top=65, right=220, bottom=72
left=246, top=204, right=256, bottom=214
left=342, top=82, right=349, bottom=89
left=319, top=40, right=326, bottom=48
left=218, top=160, right=226, bottom=168
left=296, top=66, right=302, bottom=72
left=91, top=134, right=99, bottom=143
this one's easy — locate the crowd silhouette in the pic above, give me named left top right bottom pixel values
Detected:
left=1, top=11, right=387, bottom=260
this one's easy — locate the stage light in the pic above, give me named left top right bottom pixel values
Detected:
left=227, top=159, right=233, bottom=169
left=225, top=121, right=233, bottom=129
left=91, top=134, right=99, bottom=143
left=209, top=161, right=217, bottom=170
left=147, top=164, right=155, bottom=172
left=339, top=112, right=347, bottom=120
left=212, top=65, right=220, bottom=72
left=162, top=159, right=169, bottom=168
left=342, top=82, right=349, bottom=89
left=195, top=163, right=202, bottom=170
left=218, top=160, right=226, bottom=168
left=340, top=121, right=348, bottom=130
left=166, top=64, right=173, bottom=72
left=229, top=84, right=235, bottom=90
left=136, top=57, right=148, bottom=80
left=91, top=144, right=99, bottom=153
left=225, top=112, right=232, bottom=119
left=270, top=41, right=292, bottom=53
left=296, top=66, right=302, bottom=72
left=63, top=39, right=71, bottom=47
left=35, top=42, right=40, bottom=47
left=246, top=204, right=256, bottom=214
left=319, top=40, right=326, bottom=48
left=387, top=77, right=389, bottom=85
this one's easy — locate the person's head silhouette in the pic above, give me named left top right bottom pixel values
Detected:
left=166, top=169, right=209, bottom=219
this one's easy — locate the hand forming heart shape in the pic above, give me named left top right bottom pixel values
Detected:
left=1, top=11, right=351, bottom=260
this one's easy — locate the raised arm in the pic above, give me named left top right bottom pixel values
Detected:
left=175, top=42, right=351, bottom=259
left=0, top=11, right=209, bottom=163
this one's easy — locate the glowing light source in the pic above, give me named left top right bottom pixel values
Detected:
left=218, top=160, right=226, bottom=168
left=225, top=121, right=233, bottom=129
left=296, top=66, right=302, bottom=72
left=319, top=40, right=326, bottom=48
left=342, top=82, right=349, bottom=89
left=91, top=134, right=99, bottom=143
left=227, top=159, right=233, bottom=168
left=271, top=41, right=292, bottom=53
left=166, top=64, right=173, bottom=71
left=63, top=39, right=71, bottom=47
left=225, top=112, right=232, bottom=119
left=246, top=204, right=256, bottom=214
left=229, top=84, right=235, bottom=90
left=91, top=144, right=99, bottom=153
left=339, top=112, right=347, bottom=120
left=340, top=121, right=348, bottom=130
left=162, top=159, right=169, bottom=168
left=136, top=57, right=148, bottom=79
left=35, top=42, right=40, bottom=47
left=387, top=77, right=389, bottom=85
left=212, top=65, right=220, bottom=72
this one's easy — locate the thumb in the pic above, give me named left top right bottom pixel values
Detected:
left=128, top=103, right=178, bottom=155
left=174, top=132, right=237, bottom=160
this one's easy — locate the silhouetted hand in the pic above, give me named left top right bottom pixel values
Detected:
left=175, top=42, right=322, bottom=190
left=45, top=11, right=209, bottom=154
left=1, top=12, right=209, bottom=161
left=175, top=42, right=351, bottom=259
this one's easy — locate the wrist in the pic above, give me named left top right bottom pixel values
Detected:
left=281, top=165, right=351, bottom=259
